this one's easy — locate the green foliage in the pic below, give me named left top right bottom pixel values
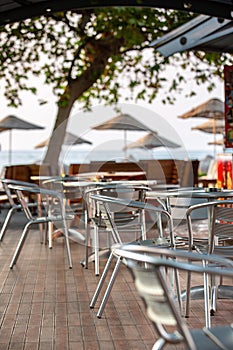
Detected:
left=0, top=7, right=232, bottom=109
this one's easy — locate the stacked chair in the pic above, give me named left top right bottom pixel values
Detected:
left=185, top=199, right=233, bottom=328
left=113, top=244, right=233, bottom=350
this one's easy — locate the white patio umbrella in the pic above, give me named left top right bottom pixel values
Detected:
left=0, top=115, right=44, bottom=164
left=35, top=132, right=92, bottom=149
left=124, top=131, right=181, bottom=150
left=92, top=113, right=152, bottom=159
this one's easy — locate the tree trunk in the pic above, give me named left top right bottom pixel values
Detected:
left=42, top=36, right=123, bottom=175
left=42, top=97, right=74, bottom=175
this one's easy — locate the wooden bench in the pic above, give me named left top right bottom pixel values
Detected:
left=3, top=163, right=51, bottom=184
left=69, top=161, right=148, bottom=180
left=69, top=159, right=199, bottom=187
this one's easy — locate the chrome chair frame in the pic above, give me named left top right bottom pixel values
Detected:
left=84, top=184, right=149, bottom=276
left=89, top=195, right=179, bottom=318
left=42, top=176, right=87, bottom=247
left=185, top=199, right=233, bottom=328
left=0, top=178, right=39, bottom=241
left=114, top=244, right=233, bottom=350
left=8, top=184, right=73, bottom=269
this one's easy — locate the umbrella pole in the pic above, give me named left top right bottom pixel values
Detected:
left=213, top=119, right=216, bottom=159
left=124, top=130, right=127, bottom=160
left=9, top=130, right=12, bottom=165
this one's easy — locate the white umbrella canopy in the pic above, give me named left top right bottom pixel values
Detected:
left=124, top=132, right=181, bottom=150
left=35, top=132, right=92, bottom=149
left=0, top=115, right=44, bottom=164
left=92, top=113, right=152, bottom=158
left=178, top=98, right=224, bottom=120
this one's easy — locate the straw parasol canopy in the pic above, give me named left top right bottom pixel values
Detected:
left=179, top=99, right=225, bottom=157
left=35, top=132, right=92, bottom=149
left=208, top=137, right=224, bottom=146
left=92, top=113, right=152, bottom=158
left=124, top=132, right=181, bottom=150
left=191, top=119, right=224, bottom=134
left=0, top=115, right=44, bottom=164
left=178, top=98, right=224, bottom=120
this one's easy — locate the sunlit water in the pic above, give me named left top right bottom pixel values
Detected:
left=0, top=148, right=213, bottom=174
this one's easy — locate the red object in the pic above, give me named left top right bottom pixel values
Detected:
left=217, top=154, right=232, bottom=189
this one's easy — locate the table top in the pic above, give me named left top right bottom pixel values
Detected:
left=62, top=179, right=157, bottom=188
left=31, top=173, right=156, bottom=185
left=147, top=187, right=233, bottom=200
left=30, top=175, right=157, bottom=192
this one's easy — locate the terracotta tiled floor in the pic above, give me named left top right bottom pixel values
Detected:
left=0, top=209, right=232, bottom=349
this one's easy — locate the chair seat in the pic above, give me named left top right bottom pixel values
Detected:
left=191, top=325, right=233, bottom=350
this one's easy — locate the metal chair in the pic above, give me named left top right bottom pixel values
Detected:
left=89, top=195, right=180, bottom=318
left=8, top=184, right=73, bottom=269
left=84, top=184, right=149, bottom=276
left=185, top=199, right=233, bottom=327
left=42, top=176, right=87, bottom=247
left=113, top=244, right=233, bottom=350
left=0, top=178, right=39, bottom=241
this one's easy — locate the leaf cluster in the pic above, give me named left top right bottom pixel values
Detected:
left=0, top=7, right=232, bottom=108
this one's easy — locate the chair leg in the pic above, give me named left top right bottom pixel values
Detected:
left=96, top=256, right=122, bottom=318
left=203, top=263, right=211, bottom=328
left=84, top=221, right=91, bottom=269
left=90, top=251, right=115, bottom=309
left=210, top=274, right=218, bottom=316
left=141, top=209, right=146, bottom=240
left=152, top=338, right=166, bottom=350
left=185, top=270, right=191, bottom=318
left=48, top=221, right=53, bottom=248
left=62, top=220, right=72, bottom=269
left=9, top=222, right=31, bottom=268
left=93, top=225, right=99, bottom=276
left=174, top=267, right=183, bottom=315
left=0, top=206, right=18, bottom=241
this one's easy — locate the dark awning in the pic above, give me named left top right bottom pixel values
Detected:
left=150, top=14, right=233, bottom=56
left=0, top=1, right=232, bottom=27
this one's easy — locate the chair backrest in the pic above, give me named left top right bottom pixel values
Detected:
left=186, top=199, right=233, bottom=254
left=8, top=183, right=64, bottom=221
left=84, top=184, right=149, bottom=243
left=96, top=184, right=148, bottom=212
left=113, top=244, right=233, bottom=350
left=0, top=178, right=38, bottom=207
left=85, top=184, right=148, bottom=217
left=89, top=193, right=175, bottom=246
left=42, top=175, right=86, bottom=214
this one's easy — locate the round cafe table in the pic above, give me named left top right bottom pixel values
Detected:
left=147, top=187, right=233, bottom=212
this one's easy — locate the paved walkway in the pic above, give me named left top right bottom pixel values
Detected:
left=0, top=210, right=232, bottom=349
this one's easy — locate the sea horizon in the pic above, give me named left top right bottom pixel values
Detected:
left=0, top=148, right=218, bottom=172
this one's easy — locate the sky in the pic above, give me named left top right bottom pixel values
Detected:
left=0, top=68, right=225, bottom=157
